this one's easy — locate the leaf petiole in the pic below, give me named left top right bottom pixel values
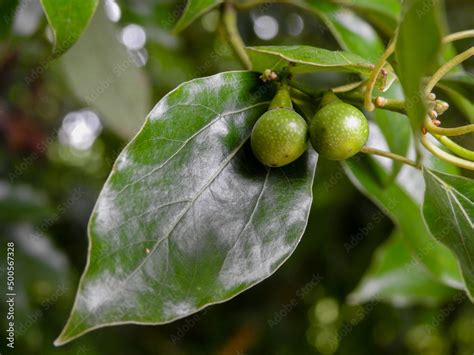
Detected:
left=421, top=134, right=474, bottom=170
left=338, top=91, right=406, bottom=114
left=424, top=116, right=474, bottom=136
left=433, top=134, right=474, bottom=161
left=360, top=146, right=420, bottom=169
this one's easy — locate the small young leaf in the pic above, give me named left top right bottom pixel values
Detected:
left=349, top=230, right=455, bottom=306
left=422, top=169, right=474, bottom=301
left=246, top=46, right=395, bottom=89
left=344, top=156, right=464, bottom=290
left=40, top=0, right=99, bottom=57
left=174, top=0, right=223, bottom=33
left=55, top=71, right=318, bottom=345
left=395, top=0, right=444, bottom=133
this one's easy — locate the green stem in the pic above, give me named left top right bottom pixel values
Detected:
left=422, top=48, right=474, bottom=136
left=360, top=146, right=420, bottom=169
left=269, top=82, right=293, bottom=110
left=338, top=91, right=406, bottom=114
left=424, top=47, right=474, bottom=94
left=433, top=134, right=474, bottom=161
left=364, top=38, right=396, bottom=111
left=320, top=91, right=341, bottom=106
left=424, top=116, right=474, bottom=136
left=222, top=3, right=251, bottom=70
left=442, top=30, right=474, bottom=43
left=421, top=134, right=474, bottom=170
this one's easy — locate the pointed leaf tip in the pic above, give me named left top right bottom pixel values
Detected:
left=56, top=71, right=318, bottom=343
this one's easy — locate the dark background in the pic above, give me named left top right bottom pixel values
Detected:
left=1, top=0, right=473, bottom=354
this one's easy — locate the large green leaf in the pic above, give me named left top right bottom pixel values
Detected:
left=395, top=0, right=444, bottom=132
left=40, top=0, right=99, bottom=57
left=60, top=7, right=151, bottom=139
left=423, top=169, right=474, bottom=301
left=344, top=156, right=464, bottom=291
left=349, top=230, right=455, bottom=306
left=174, top=0, right=223, bottom=33
left=246, top=46, right=394, bottom=90
left=55, top=71, right=318, bottom=345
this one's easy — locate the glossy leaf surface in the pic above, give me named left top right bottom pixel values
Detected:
left=56, top=71, right=318, bottom=345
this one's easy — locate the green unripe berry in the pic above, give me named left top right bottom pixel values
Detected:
left=310, top=102, right=369, bottom=160
left=251, top=109, right=308, bottom=167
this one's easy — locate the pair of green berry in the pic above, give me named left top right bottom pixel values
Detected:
left=251, top=84, right=369, bottom=167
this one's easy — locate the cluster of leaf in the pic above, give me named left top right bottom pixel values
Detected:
left=32, top=0, right=474, bottom=346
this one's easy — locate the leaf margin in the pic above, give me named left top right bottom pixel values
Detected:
left=55, top=70, right=318, bottom=345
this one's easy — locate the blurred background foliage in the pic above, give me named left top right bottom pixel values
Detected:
left=0, top=0, right=473, bottom=354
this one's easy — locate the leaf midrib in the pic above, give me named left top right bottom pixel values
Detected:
left=114, top=101, right=269, bottom=196
left=69, top=101, right=269, bottom=335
